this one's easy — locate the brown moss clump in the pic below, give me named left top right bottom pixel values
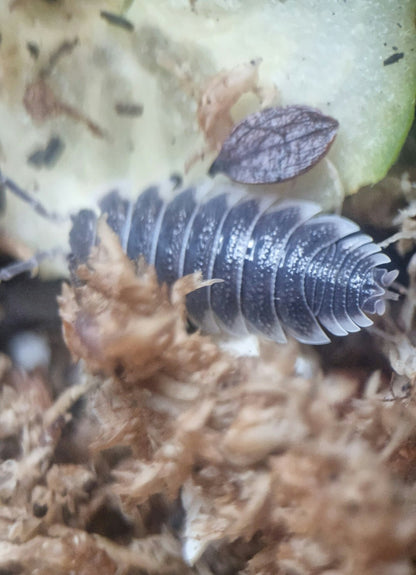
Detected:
left=1, top=221, right=416, bottom=574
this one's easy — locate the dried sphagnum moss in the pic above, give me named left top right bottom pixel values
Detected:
left=2, top=221, right=416, bottom=575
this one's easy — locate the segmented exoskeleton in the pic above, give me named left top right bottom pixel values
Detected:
left=69, top=179, right=397, bottom=345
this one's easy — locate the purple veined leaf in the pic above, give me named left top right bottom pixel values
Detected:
left=209, top=105, right=339, bottom=184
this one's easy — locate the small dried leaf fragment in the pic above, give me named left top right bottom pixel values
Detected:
left=185, top=59, right=277, bottom=172
left=24, top=77, right=106, bottom=139
left=198, top=59, right=263, bottom=153
left=209, top=105, right=339, bottom=184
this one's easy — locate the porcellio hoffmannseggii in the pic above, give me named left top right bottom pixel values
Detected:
left=68, top=179, right=397, bottom=345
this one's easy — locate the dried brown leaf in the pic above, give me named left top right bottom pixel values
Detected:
left=209, top=105, right=339, bottom=184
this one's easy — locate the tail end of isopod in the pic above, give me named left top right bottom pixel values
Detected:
left=364, top=268, right=399, bottom=317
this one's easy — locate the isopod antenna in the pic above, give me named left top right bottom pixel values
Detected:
left=0, top=170, right=69, bottom=281
left=0, top=247, right=65, bottom=281
left=0, top=170, right=68, bottom=223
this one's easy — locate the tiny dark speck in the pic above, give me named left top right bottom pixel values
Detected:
left=100, top=11, right=134, bottom=31
left=27, top=42, right=40, bottom=59
left=383, top=52, right=404, bottom=66
left=28, top=136, right=65, bottom=168
left=397, top=22, right=402, bottom=28
left=115, top=102, right=143, bottom=117
left=33, top=502, right=48, bottom=518
left=392, top=46, right=398, bottom=51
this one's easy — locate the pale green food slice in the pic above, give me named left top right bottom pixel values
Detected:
left=0, top=0, right=414, bottom=271
left=131, top=0, right=416, bottom=194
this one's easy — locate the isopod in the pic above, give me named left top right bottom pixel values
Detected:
left=66, top=179, right=397, bottom=345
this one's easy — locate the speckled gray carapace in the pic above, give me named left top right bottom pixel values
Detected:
left=69, top=181, right=397, bottom=345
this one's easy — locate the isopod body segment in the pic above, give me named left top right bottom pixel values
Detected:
left=69, top=181, right=397, bottom=345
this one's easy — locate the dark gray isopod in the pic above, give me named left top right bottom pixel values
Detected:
left=69, top=183, right=397, bottom=345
